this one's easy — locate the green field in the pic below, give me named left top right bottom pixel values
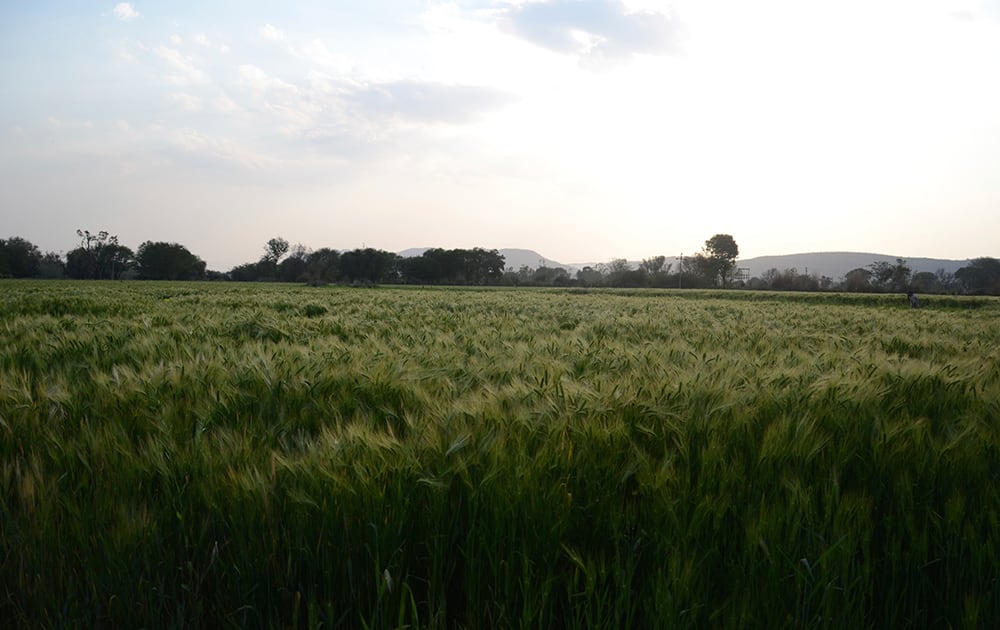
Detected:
left=1, top=281, right=998, bottom=628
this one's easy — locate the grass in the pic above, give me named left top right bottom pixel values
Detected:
left=1, top=280, right=998, bottom=628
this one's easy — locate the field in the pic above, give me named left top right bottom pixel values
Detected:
left=1, top=280, right=998, bottom=628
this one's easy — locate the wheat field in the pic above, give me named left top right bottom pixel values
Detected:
left=1, top=281, right=997, bottom=628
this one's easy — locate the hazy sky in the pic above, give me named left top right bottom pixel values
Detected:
left=2, top=0, right=998, bottom=270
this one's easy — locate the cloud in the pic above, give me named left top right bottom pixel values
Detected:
left=154, top=46, right=208, bottom=85
left=498, top=0, right=682, bottom=65
left=238, top=65, right=298, bottom=94
left=44, top=116, right=94, bottom=131
left=348, top=80, right=517, bottom=124
left=262, top=68, right=515, bottom=128
left=169, top=128, right=273, bottom=170
left=291, top=39, right=354, bottom=73
left=171, top=93, right=203, bottom=112
left=213, top=96, right=240, bottom=114
left=236, top=66, right=311, bottom=131
left=258, top=24, right=285, bottom=41
left=113, top=3, right=140, bottom=21
left=166, top=93, right=242, bottom=116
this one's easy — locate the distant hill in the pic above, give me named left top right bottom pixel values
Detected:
left=398, top=248, right=973, bottom=281
left=736, top=252, right=969, bottom=281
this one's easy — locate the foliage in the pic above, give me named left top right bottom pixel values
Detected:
left=701, top=233, right=740, bottom=287
left=227, top=246, right=505, bottom=286
left=639, top=255, right=669, bottom=275
left=575, top=265, right=604, bottom=286
left=841, top=267, right=872, bottom=292
left=37, top=251, right=65, bottom=278
left=1, top=282, right=998, bottom=628
left=407, top=247, right=505, bottom=285
left=263, top=236, right=290, bottom=264
left=910, top=271, right=944, bottom=294
left=0, top=237, right=42, bottom=278
left=868, top=258, right=912, bottom=292
left=304, top=247, right=340, bottom=285
left=339, top=247, right=399, bottom=284
left=136, top=241, right=207, bottom=280
left=276, top=245, right=310, bottom=283
left=955, top=257, right=1000, bottom=295
left=750, top=268, right=831, bottom=292
left=65, top=230, right=133, bottom=280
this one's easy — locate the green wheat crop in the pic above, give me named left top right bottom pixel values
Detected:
left=1, top=280, right=997, bottom=628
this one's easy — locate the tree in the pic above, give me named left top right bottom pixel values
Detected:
left=339, top=248, right=398, bottom=284
left=868, top=258, right=911, bottom=292
left=753, top=267, right=823, bottom=292
left=264, top=237, right=290, bottom=264
left=65, top=230, right=133, bottom=279
left=37, top=251, right=65, bottom=279
left=530, top=266, right=570, bottom=285
left=841, top=268, right=873, bottom=292
left=955, top=257, right=1000, bottom=295
left=251, top=237, right=292, bottom=280
left=465, top=248, right=506, bottom=285
left=687, top=253, right=716, bottom=285
left=909, top=272, right=942, bottom=294
left=935, top=268, right=959, bottom=294
left=576, top=266, right=604, bottom=286
left=700, top=234, right=739, bottom=288
left=605, top=258, right=631, bottom=274
left=277, top=244, right=309, bottom=282
left=400, top=254, right=442, bottom=284
left=136, top=241, right=206, bottom=280
left=639, top=255, right=666, bottom=275
left=305, top=248, right=340, bottom=284
left=402, top=248, right=505, bottom=285
left=866, top=261, right=892, bottom=290
left=636, top=256, right=673, bottom=287
left=0, top=236, right=42, bottom=277
left=419, top=248, right=464, bottom=283
left=228, top=262, right=262, bottom=282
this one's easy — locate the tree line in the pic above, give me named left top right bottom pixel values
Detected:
left=748, top=257, right=1000, bottom=295
left=0, top=232, right=207, bottom=281
left=2, top=231, right=999, bottom=295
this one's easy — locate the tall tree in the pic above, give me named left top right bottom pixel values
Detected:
left=277, top=245, right=309, bottom=282
left=910, top=271, right=943, bottom=294
left=0, top=236, right=42, bottom=277
left=305, top=248, right=340, bottom=284
left=136, top=241, right=206, bottom=280
left=696, top=234, right=739, bottom=287
left=841, top=268, right=873, bottom=292
left=420, top=248, right=465, bottom=283
left=38, top=251, right=65, bottom=278
left=66, top=230, right=133, bottom=279
left=263, top=237, right=290, bottom=264
left=955, top=257, right=1000, bottom=295
left=465, top=248, right=505, bottom=284
left=339, top=248, right=398, bottom=284
left=400, top=254, right=442, bottom=284
left=868, top=258, right=911, bottom=292
left=575, top=266, right=605, bottom=287
left=639, top=255, right=667, bottom=274
left=605, top=258, right=631, bottom=274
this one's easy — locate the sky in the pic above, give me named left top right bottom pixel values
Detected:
left=2, top=0, right=999, bottom=271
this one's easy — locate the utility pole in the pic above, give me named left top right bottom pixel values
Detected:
left=679, top=253, right=683, bottom=289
